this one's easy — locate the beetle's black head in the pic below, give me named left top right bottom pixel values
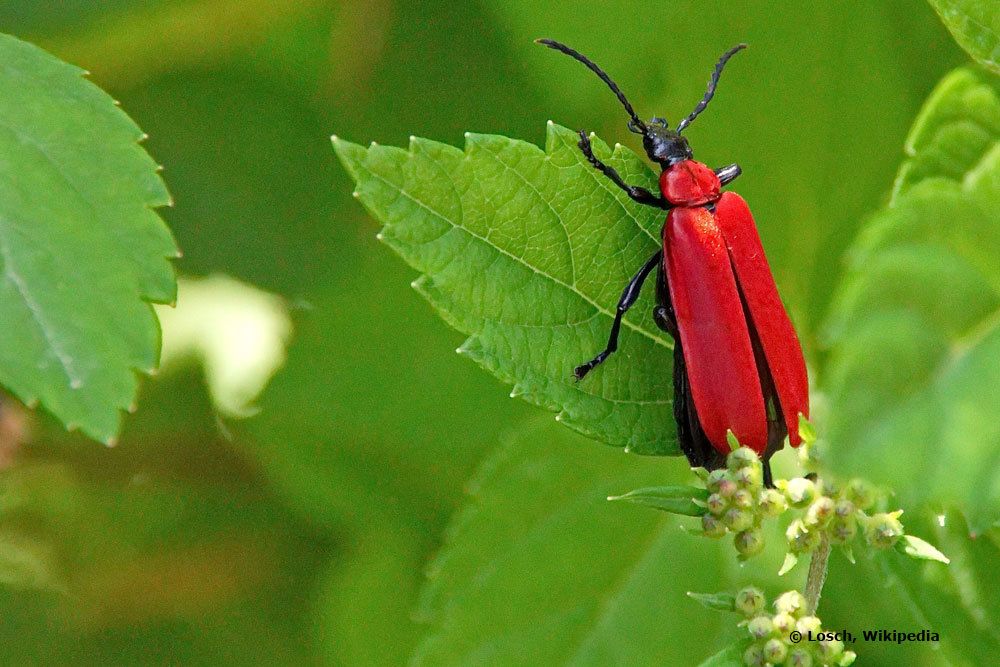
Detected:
left=638, top=119, right=693, bottom=166
left=536, top=39, right=746, bottom=166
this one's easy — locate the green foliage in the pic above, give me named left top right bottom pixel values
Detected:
left=334, top=124, right=679, bottom=455
left=877, top=510, right=1000, bottom=665
left=414, top=419, right=736, bottom=665
left=823, top=67, right=1000, bottom=531
left=822, top=66, right=1000, bottom=667
left=697, top=640, right=749, bottom=667
left=928, top=0, right=1000, bottom=72
left=893, top=68, right=1000, bottom=195
left=0, top=33, right=176, bottom=444
left=0, top=1, right=992, bottom=665
left=608, top=485, right=709, bottom=516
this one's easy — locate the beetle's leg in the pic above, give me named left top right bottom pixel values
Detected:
left=574, top=250, right=662, bottom=380
left=715, top=163, right=742, bottom=186
left=578, top=131, right=670, bottom=209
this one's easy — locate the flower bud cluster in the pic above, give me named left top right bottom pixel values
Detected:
left=775, top=475, right=903, bottom=559
left=735, top=587, right=856, bottom=667
left=695, top=446, right=908, bottom=563
left=698, top=448, right=774, bottom=558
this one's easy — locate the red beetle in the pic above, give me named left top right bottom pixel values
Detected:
left=538, top=40, right=809, bottom=483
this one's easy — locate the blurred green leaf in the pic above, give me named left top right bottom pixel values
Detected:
left=334, top=124, right=679, bottom=455
left=0, top=433, right=323, bottom=664
left=697, top=640, right=748, bottom=667
left=413, top=419, right=738, bottom=666
left=0, top=33, right=176, bottom=444
left=928, top=0, right=1000, bottom=72
left=313, top=521, right=428, bottom=667
left=0, top=532, right=60, bottom=592
left=823, top=67, right=1000, bottom=531
left=876, top=509, right=1000, bottom=665
left=821, top=551, right=942, bottom=665
left=894, top=68, right=1000, bottom=197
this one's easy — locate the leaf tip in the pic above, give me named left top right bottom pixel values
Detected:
left=778, top=552, right=798, bottom=575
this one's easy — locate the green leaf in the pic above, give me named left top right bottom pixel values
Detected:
left=893, top=68, right=1000, bottom=198
left=697, top=640, right=750, bottom=667
left=414, top=419, right=739, bottom=665
left=822, top=68, right=1000, bottom=531
left=334, top=123, right=678, bottom=455
left=778, top=552, right=799, bottom=576
left=897, top=534, right=951, bottom=564
left=608, top=485, right=709, bottom=517
left=875, top=509, right=1000, bottom=665
left=928, top=0, right=1000, bottom=73
left=686, top=591, right=737, bottom=613
left=0, top=33, right=177, bottom=443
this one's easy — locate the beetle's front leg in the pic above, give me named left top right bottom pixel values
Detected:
left=578, top=131, right=670, bottom=209
left=715, top=163, right=742, bottom=186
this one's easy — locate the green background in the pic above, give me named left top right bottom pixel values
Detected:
left=0, top=1, right=984, bottom=664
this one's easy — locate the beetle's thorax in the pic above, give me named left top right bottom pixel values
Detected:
left=659, top=159, right=721, bottom=207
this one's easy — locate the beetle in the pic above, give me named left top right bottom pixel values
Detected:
left=538, top=39, right=809, bottom=483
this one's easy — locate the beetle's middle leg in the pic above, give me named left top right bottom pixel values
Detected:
left=574, top=250, right=661, bottom=381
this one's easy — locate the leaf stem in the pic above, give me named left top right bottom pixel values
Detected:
left=804, top=532, right=831, bottom=615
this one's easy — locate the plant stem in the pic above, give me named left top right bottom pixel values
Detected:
left=805, top=532, right=831, bottom=615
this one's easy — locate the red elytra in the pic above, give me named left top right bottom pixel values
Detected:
left=538, top=39, right=809, bottom=477
left=663, top=161, right=809, bottom=456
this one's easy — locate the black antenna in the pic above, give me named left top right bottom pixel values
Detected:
left=676, top=44, right=747, bottom=133
left=536, top=38, right=646, bottom=133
